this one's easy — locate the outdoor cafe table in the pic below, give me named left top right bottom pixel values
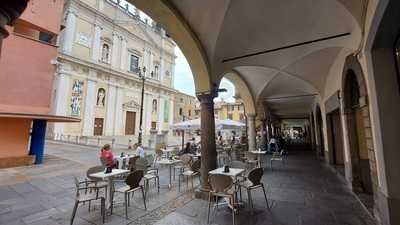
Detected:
left=249, top=150, right=267, bottom=168
left=90, top=169, right=129, bottom=208
left=156, top=159, right=182, bottom=188
left=161, top=148, right=174, bottom=158
left=115, top=154, right=136, bottom=169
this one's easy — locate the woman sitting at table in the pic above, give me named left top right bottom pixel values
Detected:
left=179, top=142, right=195, bottom=155
left=100, top=144, right=116, bottom=167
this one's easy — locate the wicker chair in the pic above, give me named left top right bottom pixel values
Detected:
left=112, top=170, right=146, bottom=219
left=86, top=166, right=108, bottom=210
left=178, top=159, right=201, bottom=191
left=173, top=154, right=192, bottom=180
left=239, top=167, right=269, bottom=211
left=71, top=177, right=105, bottom=225
left=136, top=158, right=160, bottom=193
left=207, top=174, right=237, bottom=225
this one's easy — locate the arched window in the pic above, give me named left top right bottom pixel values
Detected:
left=101, top=43, right=110, bottom=62
left=152, top=99, right=158, bottom=113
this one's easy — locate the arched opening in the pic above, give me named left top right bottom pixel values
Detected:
left=342, top=57, right=376, bottom=214
left=315, top=105, right=325, bottom=158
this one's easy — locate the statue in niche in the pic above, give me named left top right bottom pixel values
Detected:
left=97, top=88, right=106, bottom=106
left=152, top=99, right=157, bottom=113
left=70, top=80, right=84, bottom=116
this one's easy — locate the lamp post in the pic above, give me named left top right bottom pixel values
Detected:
left=138, top=66, right=147, bottom=145
left=181, top=114, right=186, bottom=150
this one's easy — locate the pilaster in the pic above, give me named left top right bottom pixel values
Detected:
left=82, top=70, right=97, bottom=136
left=247, top=113, right=256, bottom=151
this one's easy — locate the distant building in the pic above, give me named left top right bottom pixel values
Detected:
left=194, top=99, right=246, bottom=122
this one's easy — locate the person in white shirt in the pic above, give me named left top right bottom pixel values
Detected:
left=135, top=143, right=145, bottom=158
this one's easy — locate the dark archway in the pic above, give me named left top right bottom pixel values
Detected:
left=315, top=105, right=325, bottom=159
left=342, top=55, right=377, bottom=215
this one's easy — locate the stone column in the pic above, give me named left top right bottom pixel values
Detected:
left=91, top=23, right=102, bottom=62
left=52, top=72, right=71, bottom=137
left=247, top=114, right=256, bottom=151
left=120, top=37, right=127, bottom=71
left=260, top=118, right=267, bottom=151
left=158, top=97, right=164, bottom=132
left=113, top=87, right=124, bottom=135
left=82, top=70, right=97, bottom=136
left=111, top=32, right=119, bottom=68
left=197, top=92, right=217, bottom=191
left=105, top=83, right=117, bottom=136
left=62, top=10, right=77, bottom=54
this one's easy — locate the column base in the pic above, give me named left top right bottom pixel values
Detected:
left=375, top=190, right=400, bottom=225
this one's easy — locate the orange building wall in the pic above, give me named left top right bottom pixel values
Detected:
left=19, top=0, right=65, bottom=35
left=0, top=118, right=31, bottom=158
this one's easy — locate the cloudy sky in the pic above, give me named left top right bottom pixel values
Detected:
left=174, top=47, right=235, bottom=102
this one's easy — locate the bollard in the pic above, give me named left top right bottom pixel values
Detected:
left=76, top=136, right=79, bottom=144
left=97, top=137, right=101, bottom=146
left=128, top=139, right=132, bottom=149
left=112, top=138, right=115, bottom=148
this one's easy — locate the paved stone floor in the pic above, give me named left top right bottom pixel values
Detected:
left=0, top=142, right=376, bottom=225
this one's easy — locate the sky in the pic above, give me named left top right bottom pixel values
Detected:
left=174, top=47, right=236, bottom=102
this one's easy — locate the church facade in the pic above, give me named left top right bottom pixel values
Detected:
left=48, top=0, right=194, bottom=138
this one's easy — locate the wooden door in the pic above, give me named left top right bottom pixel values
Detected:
left=125, top=111, right=136, bottom=135
left=94, top=118, right=104, bottom=136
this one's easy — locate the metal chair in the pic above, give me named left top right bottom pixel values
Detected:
left=178, top=159, right=201, bottom=191
left=244, top=152, right=258, bottom=169
left=136, top=158, right=160, bottom=193
left=71, top=177, right=105, bottom=225
left=86, top=166, right=108, bottom=210
left=112, top=170, right=147, bottom=219
left=239, top=167, right=269, bottom=212
left=173, top=154, right=192, bottom=180
left=128, top=156, right=140, bottom=171
left=207, top=174, right=237, bottom=225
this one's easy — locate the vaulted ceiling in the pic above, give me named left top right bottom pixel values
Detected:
left=131, top=0, right=367, bottom=118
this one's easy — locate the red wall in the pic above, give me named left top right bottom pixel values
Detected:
left=0, top=0, right=64, bottom=115
left=19, top=0, right=65, bottom=34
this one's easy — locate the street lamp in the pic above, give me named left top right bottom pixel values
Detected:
left=137, top=66, right=147, bottom=145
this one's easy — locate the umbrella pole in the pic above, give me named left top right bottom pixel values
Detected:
left=181, top=130, right=185, bottom=150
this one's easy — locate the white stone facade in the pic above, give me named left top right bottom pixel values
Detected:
left=48, top=0, right=195, bottom=138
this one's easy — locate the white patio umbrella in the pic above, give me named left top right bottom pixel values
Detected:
left=216, top=119, right=246, bottom=130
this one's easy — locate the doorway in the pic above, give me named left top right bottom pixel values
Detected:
left=125, top=111, right=136, bottom=135
left=326, top=109, right=345, bottom=176
left=94, top=118, right=104, bottom=136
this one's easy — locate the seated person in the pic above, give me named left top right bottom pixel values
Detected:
left=100, top=144, right=116, bottom=167
left=179, top=142, right=194, bottom=155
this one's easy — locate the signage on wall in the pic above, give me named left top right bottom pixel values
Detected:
left=76, top=32, right=92, bottom=48
left=71, top=80, right=84, bottom=117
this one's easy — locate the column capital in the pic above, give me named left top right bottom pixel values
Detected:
left=196, top=90, right=217, bottom=103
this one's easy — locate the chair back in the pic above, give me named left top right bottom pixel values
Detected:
left=248, top=167, right=263, bottom=186
left=135, top=158, right=149, bottom=172
left=229, top=160, right=246, bottom=169
left=73, top=177, right=81, bottom=197
left=100, top=156, right=108, bottom=166
left=86, top=166, right=105, bottom=181
left=126, top=170, right=144, bottom=189
left=128, top=156, right=140, bottom=171
left=190, top=159, right=201, bottom=172
left=180, top=154, right=192, bottom=166
left=145, top=154, right=155, bottom=167
left=209, top=174, right=233, bottom=193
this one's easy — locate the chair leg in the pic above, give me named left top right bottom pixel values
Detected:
left=261, top=184, right=270, bottom=209
left=124, top=192, right=128, bottom=219
left=110, top=191, right=114, bottom=215
left=70, top=201, right=79, bottom=225
left=88, top=200, right=91, bottom=212
left=178, top=174, right=181, bottom=191
left=141, top=186, right=147, bottom=210
left=157, top=176, right=160, bottom=193
left=101, top=198, right=105, bottom=224
left=231, top=197, right=236, bottom=225
left=191, top=176, right=194, bottom=190
left=207, top=193, right=212, bottom=224
left=127, top=192, right=130, bottom=207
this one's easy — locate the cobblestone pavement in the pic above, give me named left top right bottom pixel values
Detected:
left=0, top=143, right=376, bottom=225
left=155, top=151, right=376, bottom=225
